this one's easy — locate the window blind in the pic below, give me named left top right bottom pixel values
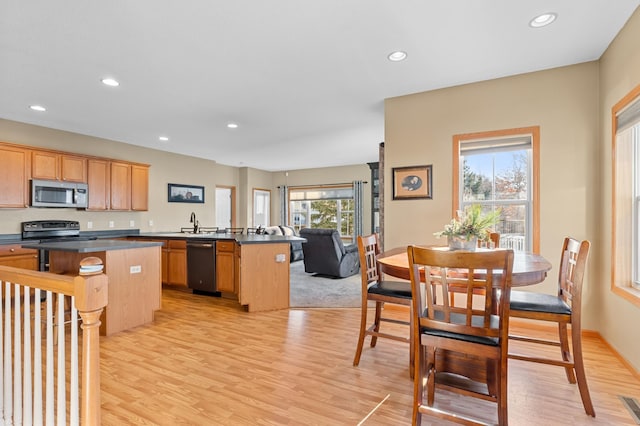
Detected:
left=617, top=97, right=640, bottom=132
left=460, top=136, right=531, bottom=156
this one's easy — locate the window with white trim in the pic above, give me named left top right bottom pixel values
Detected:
left=613, top=88, right=640, bottom=296
left=288, top=185, right=354, bottom=240
left=453, top=127, right=540, bottom=253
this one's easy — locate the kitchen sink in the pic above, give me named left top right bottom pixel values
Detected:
left=180, top=227, right=220, bottom=235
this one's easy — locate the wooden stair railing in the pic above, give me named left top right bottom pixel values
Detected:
left=0, top=260, right=108, bottom=425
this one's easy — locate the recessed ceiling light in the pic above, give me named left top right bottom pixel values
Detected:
left=529, top=12, right=557, bottom=28
left=159, top=136, right=169, bottom=141
left=29, top=105, right=46, bottom=112
left=101, top=78, right=120, bottom=87
left=387, top=51, right=407, bottom=62
left=227, top=123, right=238, bottom=129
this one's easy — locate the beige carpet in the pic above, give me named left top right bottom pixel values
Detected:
left=289, top=260, right=361, bottom=308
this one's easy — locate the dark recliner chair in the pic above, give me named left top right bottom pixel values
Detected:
left=299, top=228, right=360, bottom=278
left=262, top=225, right=304, bottom=262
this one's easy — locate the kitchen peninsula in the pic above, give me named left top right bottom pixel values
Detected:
left=21, top=239, right=163, bottom=336
left=133, top=233, right=302, bottom=313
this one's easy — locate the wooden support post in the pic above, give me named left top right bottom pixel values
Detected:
left=74, top=267, right=108, bottom=426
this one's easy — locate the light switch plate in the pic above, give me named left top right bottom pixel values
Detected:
left=130, top=265, right=142, bottom=274
left=109, top=221, right=114, bottom=228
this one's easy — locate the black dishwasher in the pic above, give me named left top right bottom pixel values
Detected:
left=186, top=241, right=220, bottom=296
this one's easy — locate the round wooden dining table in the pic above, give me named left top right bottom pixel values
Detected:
left=377, top=246, right=553, bottom=287
left=377, top=245, right=553, bottom=384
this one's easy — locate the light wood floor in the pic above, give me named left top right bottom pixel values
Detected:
left=99, top=288, right=640, bottom=425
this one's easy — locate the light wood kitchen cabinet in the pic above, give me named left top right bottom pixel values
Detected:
left=110, top=162, right=149, bottom=211
left=216, top=240, right=236, bottom=293
left=0, top=145, right=30, bottom=208
left=161, top=247, right=169, bottom=284
left=131, top=164, right=149, bottom=211
left=32, top=150, right=87, bottom=182
left=166, top=240, right=187, bottom=287
left=0, top=141, right=149, bottom=211
left=237, top=243, right=290, bottom=312
left=88, top=160, right=148, bottom=211
left=87, top=158, right=110, bottom=210
left=129, top=237, right=171, bottom=283
left=110, top=161, right=131, bottom=211
left=0, top=244, right=39, bottom=270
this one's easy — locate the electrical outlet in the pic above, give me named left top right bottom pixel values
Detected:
left=275, top=253, right=286, bottom=263
left=130, top=265, right=142, bottom=274
left=109, top=221, right=114, bottom=228
left=130, top=220, right=135, bottom=227
left=148, top=220, right=154, bottom=227
left=87, top=221, right=93, bottom=229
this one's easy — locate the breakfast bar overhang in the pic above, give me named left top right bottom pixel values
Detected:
left=22, top=239, right=163, bottom=336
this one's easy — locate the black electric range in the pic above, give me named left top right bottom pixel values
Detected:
left=21, top=220, right=96, bottom=271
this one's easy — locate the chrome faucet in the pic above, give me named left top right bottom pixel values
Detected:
left=189, top=212, right=199, bottom=233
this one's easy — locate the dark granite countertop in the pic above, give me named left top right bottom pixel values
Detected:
left=0, top=229, right=140, bottom=246
left=21, top=239, right=163, bottom=253
left=136, top=232, right=305, bottom=245
left=0, top=234, right=23, bottom=244
left=1, top=228, right=304, bottom=248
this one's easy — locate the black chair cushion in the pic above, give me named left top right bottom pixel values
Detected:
left=510, top=290, right=571, bottom=315
left=421, top=311, right=500, bottom=346
left=368, top=280, right=412, bottom=299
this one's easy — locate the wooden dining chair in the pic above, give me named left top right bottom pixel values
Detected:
left=407, top=245, right=514, bottom=426
left=449, top=231, right=501, bottom=305
left=353, top=234, right=413, bottom=371
left=508, top=237, right=595, bottom=417
left=224, top=227, right=244, bottom=234
left=479, top=231, right=500, bottom=249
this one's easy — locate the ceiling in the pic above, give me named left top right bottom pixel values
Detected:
left=1, top=1, right=638, bottom=172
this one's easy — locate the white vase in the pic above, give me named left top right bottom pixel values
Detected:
left=447, top=235, right=477, bottom=251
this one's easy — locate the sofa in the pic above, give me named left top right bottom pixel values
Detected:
left=262, top=225, right=304, bottom=262
left=298, top=228, right=359, bottom=278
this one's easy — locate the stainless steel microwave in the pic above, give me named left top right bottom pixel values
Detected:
left=31, top=179, right=88, bottom=208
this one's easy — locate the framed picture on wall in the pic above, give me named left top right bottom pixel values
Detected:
left=168, top=183, right=205, bottom=203
left=392, top=165, right=433, bottom=200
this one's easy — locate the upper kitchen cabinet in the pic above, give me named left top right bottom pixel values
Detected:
left=109, top=162, right=149, bottom=211
left=0, top=141, right=149, bottom=211
left=0, top=144, right=30, bottom=208
left=131, top=164, right=149, bottom=211
left=32, top=150, right=87, bottom=182
left=110, top=161, right=132, bottom=211
left=87, top=158, right=110, bottom=210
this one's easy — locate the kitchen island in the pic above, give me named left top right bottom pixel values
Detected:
left=22, top=239, right=163, bottom=336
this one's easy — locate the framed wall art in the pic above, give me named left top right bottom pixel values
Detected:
left=168, top=183, right=205, bottom=203
left=392, top=165, right=433, bottom=200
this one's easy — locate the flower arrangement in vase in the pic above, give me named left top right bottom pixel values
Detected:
left=434, top=204, right=501, bottom=251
